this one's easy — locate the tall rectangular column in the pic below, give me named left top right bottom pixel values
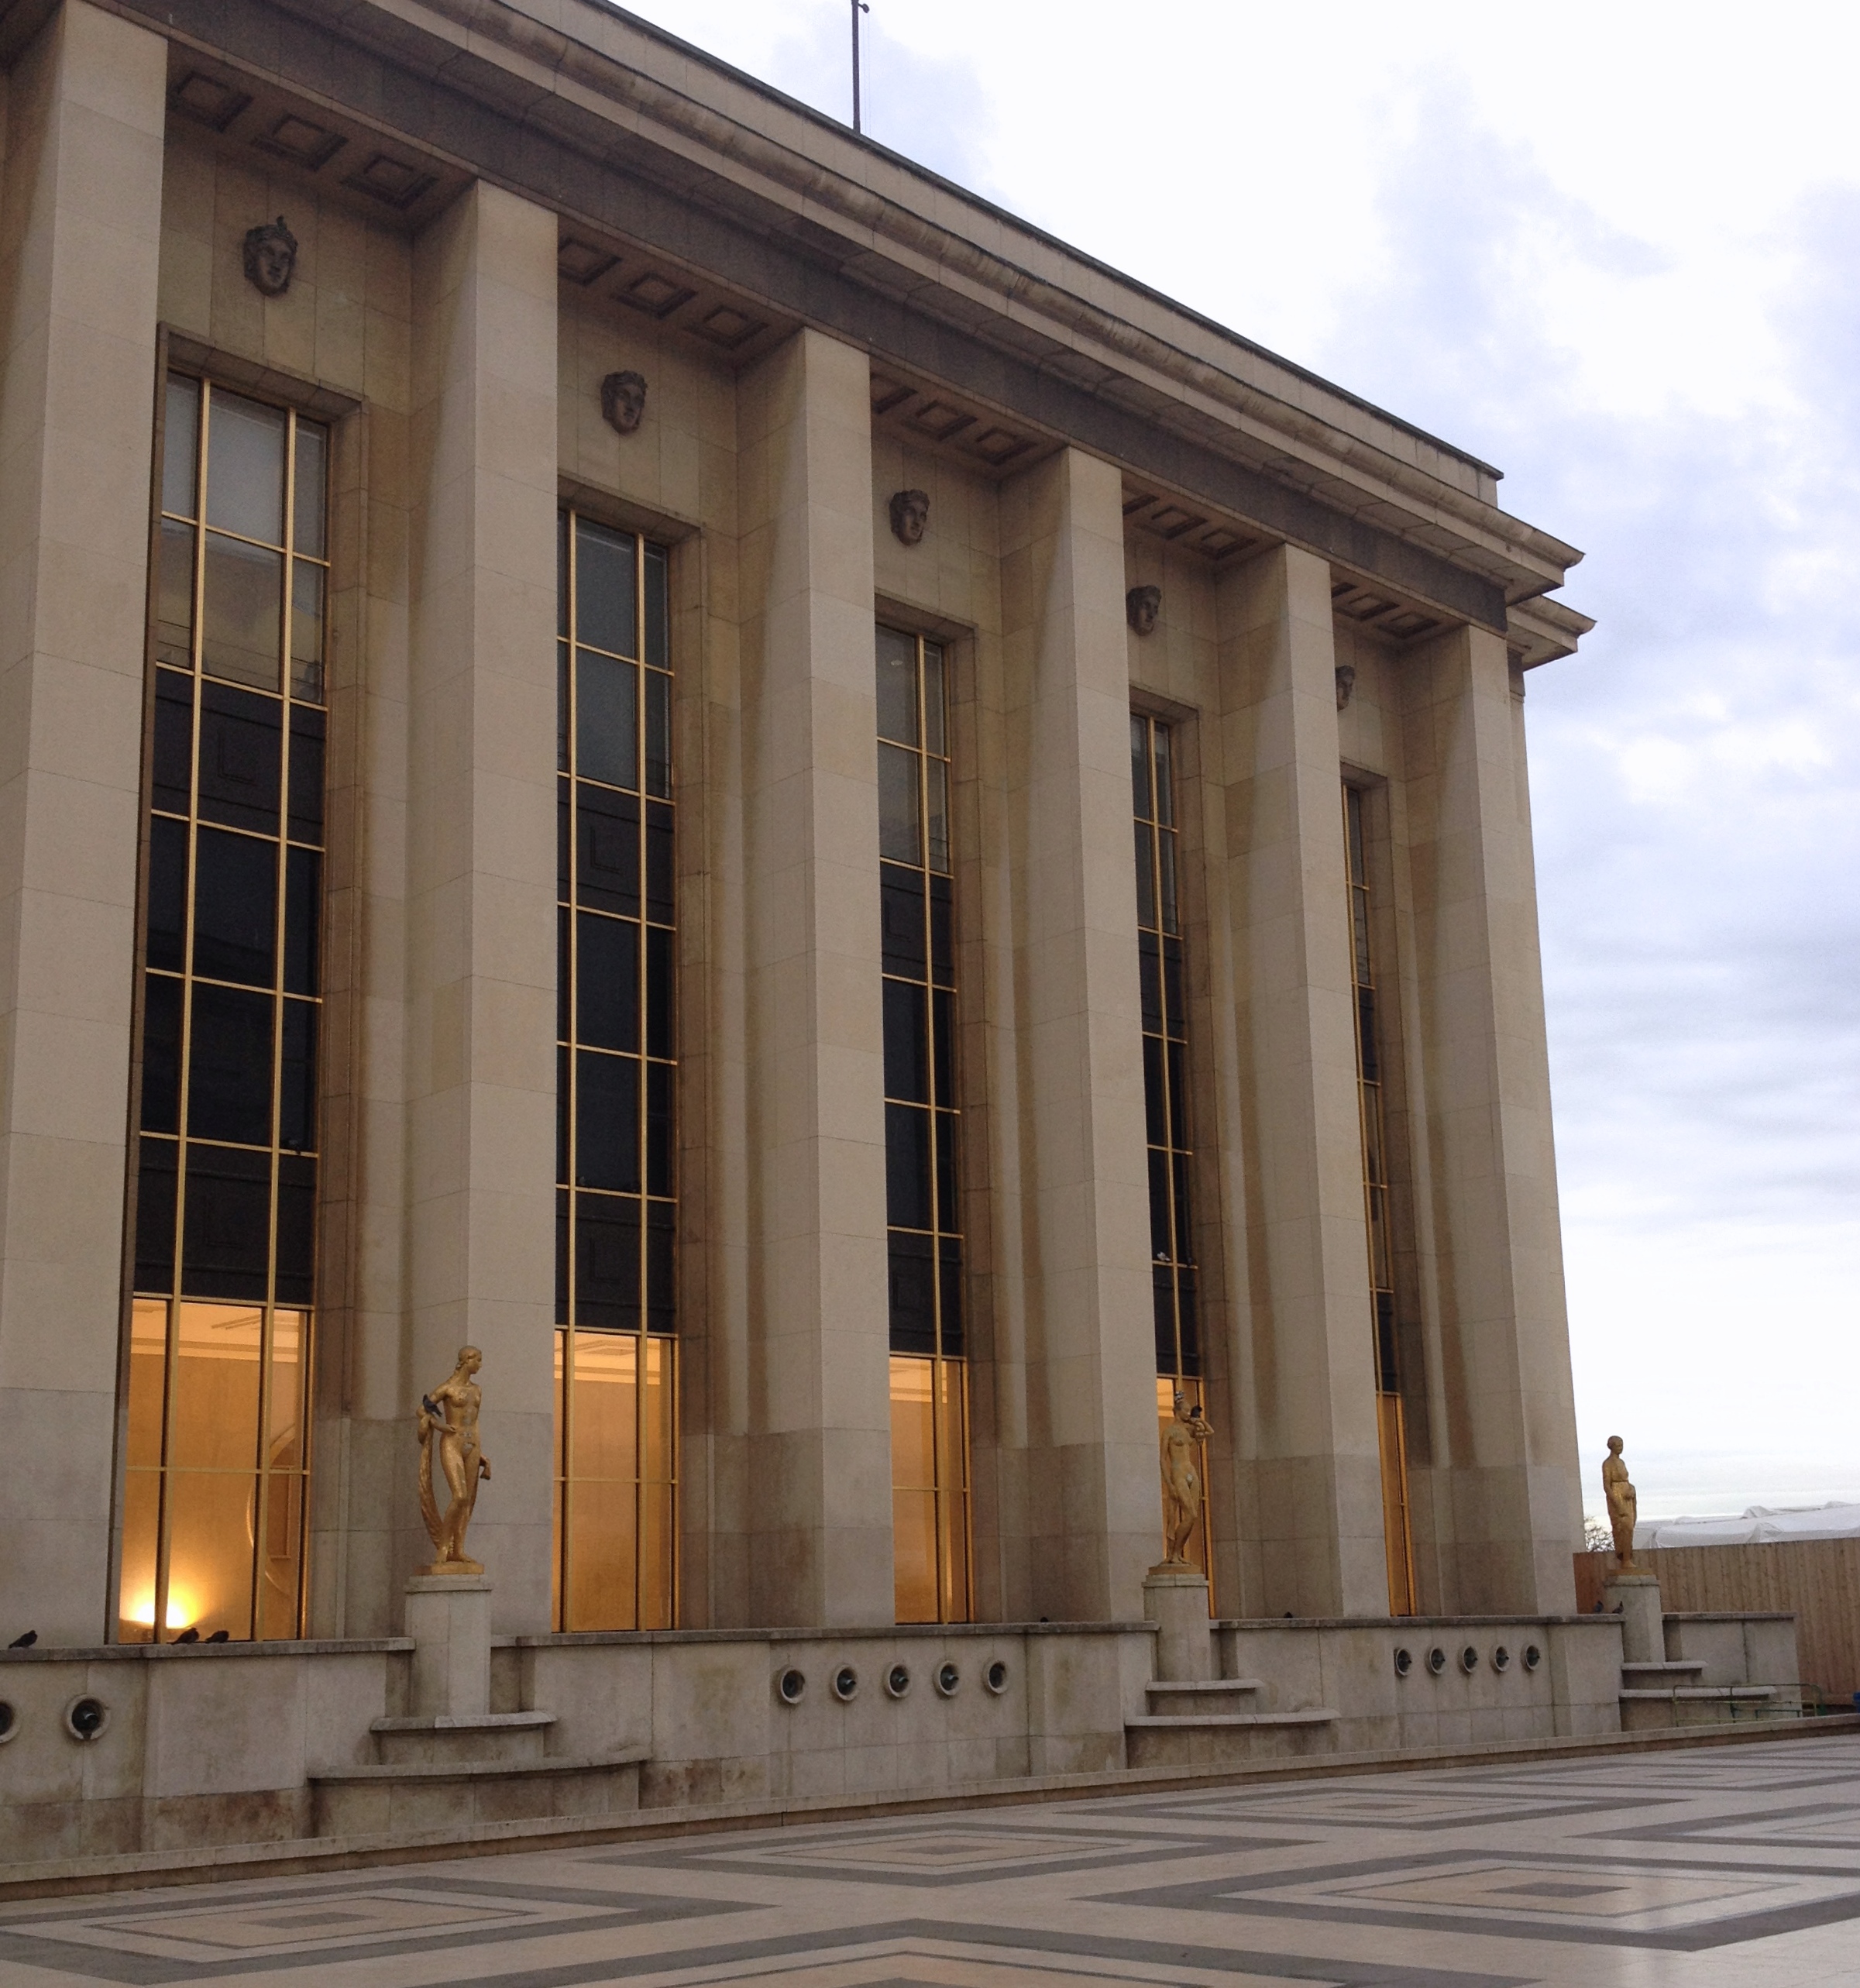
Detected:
left=404, top=182, right=559, bottom=1633
left=1003, top=447, right=1157, bottom=1625
left=734, top=328, right=892, bottom=1628
left=1402, top=624, right=1580, bottom=1613
left=0, top=0, right=166, bottom=1644
left=1216, top=543, right=1387, bottom=1617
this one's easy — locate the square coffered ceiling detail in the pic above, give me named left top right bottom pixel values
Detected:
left=1123, top=487, right=1263, bottom=562
left=162, top=51, right=464, bottom=231
left=555, top=232, right=791, bottom=367
left=868, top=373, right=1057, bottom=481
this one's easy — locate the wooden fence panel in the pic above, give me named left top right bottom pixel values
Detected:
left=1573, top=1541, right=1860, bottom=1701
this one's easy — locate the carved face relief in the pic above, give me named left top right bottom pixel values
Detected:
left=242, top=216, right=298, bottom=298
left=889, top=487, right=930, bottom=546
left=600, top=370, right=648, bottom=435
left=1126, top=584, right=1160, bottom=636
left=1335, top=662, right=1356, bottom=710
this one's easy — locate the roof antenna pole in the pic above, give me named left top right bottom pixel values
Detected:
left=852, top=0, right=871, bottom=132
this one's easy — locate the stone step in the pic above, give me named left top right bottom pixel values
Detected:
left=310, top=1748, right=647, bottom=1838
left=371, top=1710, right=556, bottom=1766
left=1621, top=1661, right=1706, bottom=1683
left=1126, top=1708, right=1337, bottom=1770
left=1618, top=1687, right=1783, bottom=1734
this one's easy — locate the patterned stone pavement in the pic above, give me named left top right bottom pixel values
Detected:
left=5, top=1734, right=1860, bottom=1985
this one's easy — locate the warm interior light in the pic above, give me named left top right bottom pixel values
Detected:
left=122, top=1584, right=200, bottom=1633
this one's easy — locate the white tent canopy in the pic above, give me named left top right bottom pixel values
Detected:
left=1635, top=1501, right=1860, bottom=1549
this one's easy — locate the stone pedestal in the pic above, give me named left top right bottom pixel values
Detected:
left=1604, top=1571, right=1662, bottom=1666
left=404, top=1575, right=493, bottom=1718
left=1143, top=1567, right=1213, bottom=1681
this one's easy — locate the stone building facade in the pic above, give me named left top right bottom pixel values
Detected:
left=0, top=0, right=1593, bottom=1739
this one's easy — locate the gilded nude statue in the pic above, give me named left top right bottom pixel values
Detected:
left=1160, top=1388, right=1214, bottom=1567
left=418, top=1347, right=491, bottom=1574
left=1602, top=1433, right=1639, bottom=1572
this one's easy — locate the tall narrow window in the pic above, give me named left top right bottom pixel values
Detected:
left=1345, top=782, right=1416, bottom=1615
left=118, top=376, right=327, bottom=1643
left=555, top=511, right=676, bottom=1631
left=1133, top=714, right=1212, bottom=1591
left=878, top=626, right=971, bottom=1625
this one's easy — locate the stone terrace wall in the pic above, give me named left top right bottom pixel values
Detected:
left=1575, top=1544, right=1860, bottom=1701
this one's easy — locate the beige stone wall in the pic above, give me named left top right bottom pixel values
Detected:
left=0, top=0, right=167, bottom=1644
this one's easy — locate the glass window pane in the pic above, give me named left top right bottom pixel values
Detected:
left=1143, top=1033, right=1167, bottom=1144
left=1130, top=714, right=1150, bottom=816
left=878, top=742, right=920, bottom=864
left=275, top=1154, right=315, bottom=1304
left=645, top=1201, right=674, bottom=1337
left=885, top=1102, right=931, bottom=1231
left=931, top=987, right=955, bottom=1109
left=144, top=833, right=191, bottom=986
left=187, top=982, right=274, bottom=1146
left=192, top=827, right=277, bottom=986
left=645, top=1061, right=673, bottom=1197
left=644, top=668, right=671, bottom=799
left=117, top=1466, right=160, bottom=1642
left=875, top=627, right=918, bottom=745
left=566, top=1475, right=637, bottom=1632
left=167, top=1302, right=263, bottom=1470
left=937, top=1236, right=964, bottom=1357
left=576, top=911, right=638, bottom=1051
left=892, top=1484, right=937, bottom=1625
left=569, top=1327, right=636, bottom=1481
left=156, top=519, right=195, bottom=667
left=266, top=1312, right=306, bottom=1470
left=258, top=1469, right=304, bottom=1639
left=921, top=643, right=946, bottom=756
left=1153, top=724, right=1174, bottom=825
left=140, top=973, right=181, bottom=1133
left=180, top=1143, right=271, bottom=1301
left=125, top=1299, right=169, bottom=1471
left=197, top=683, right=280, bottom=834
left=287, top=709, right=325, bottom=844
left=136, top=1137, right=177, bottom=1292
left=1134, top=822, right=1154, bottom=928
left=205, top=389, right=286, bottom=542
left=576, top=787, right=638, bottom=916
left=575, top=1050, right=640, bottom=1192
left=284, top=847, right=320, bottom=995
left=289, top=561, right=324, bottom=702
left=925, top=759, right=950, bottom=875
left=202, top=533, right=282, bottom=690
left=574, top=1191, right=641, bottom=1329
left=645, top=925, right=674, bottom=1060
left=644, top=543, right=669, bottom=669
left=280, top=999, right=317, bottom=1150
left=642, top=1329, right=674, bottom=1471
left=575, top=518, right=637, bottom=655
left=886, top=1232, right=934, bottom=1355
left=576, top=652, right=637, bottom=789
left=292, top=421, right=327, bottom=557
left=163, top=1467, right=256, bottom=1639
left=163, top=374, right=200, bottom=518
left=153, top=670, right=193, bottom=815
left=883, top=978, right=927, bottom=1102
left=879, top=867, right=926, bottom=976
left=929, top=875, right=954, bottom=988
left=1158, top=830, right=1178, bottom=936
left=645, top=803, right=673, bottom=924
left=889, top=1354, right=935, bottom=1488
left=555, top=1189, right=570, bottom=1324
left=934, top=1109, right=959, bottom=1233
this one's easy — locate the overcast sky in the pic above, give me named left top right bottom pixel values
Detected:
left=608, top=0, right=1860, bottom=1519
